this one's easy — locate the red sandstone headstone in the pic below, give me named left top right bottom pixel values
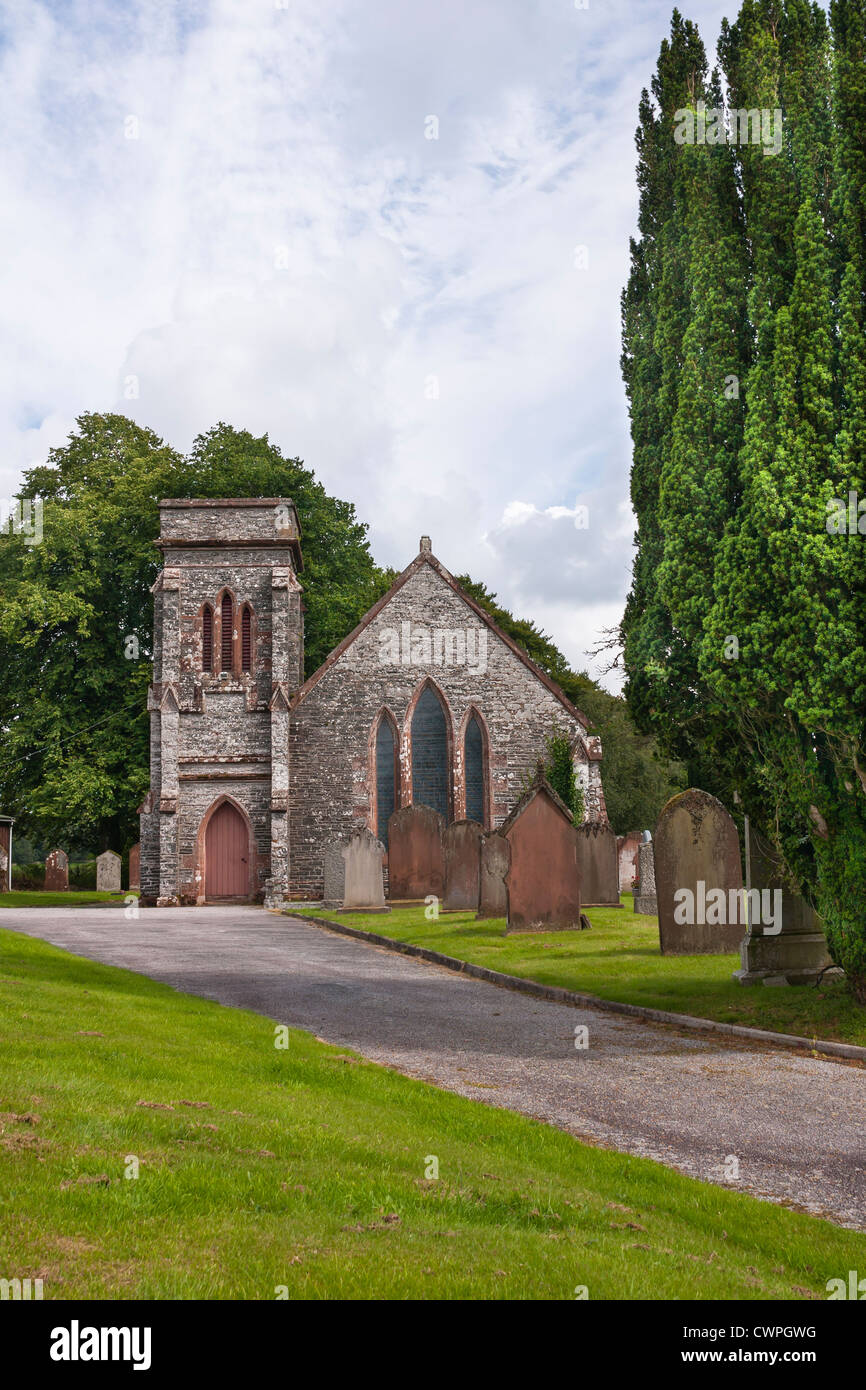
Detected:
left=387, top=804, right=445, bottom=900
left=477, top=832, right=510, bottom=919
left=129, top=843, right=140, bottom=891
left=44, top=848, right=69, bottom=891
left=654, top=788, right=744, bottom=954
left=443, top=820, right=484, bottom=911
left=501, top=772, right=582, bottom=932
left=575, top=822, right=620, bottom=905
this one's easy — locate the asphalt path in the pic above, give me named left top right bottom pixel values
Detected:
left=3, top=904, right=864, bottom=1229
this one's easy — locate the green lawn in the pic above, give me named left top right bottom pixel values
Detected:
left=1, top=924, right=864, bottom=1299
left=1, top=891, right=133, bottom=908
left=286, top=897, right=866, bottom=1048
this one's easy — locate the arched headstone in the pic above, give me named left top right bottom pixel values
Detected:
left=342, top=828, right=387, bottom=910
left=96, top=850, right=122, bottom=893
left=45, top=849, right=69, bottom=892
left=443, top=820, right=484, bottom=911
left=654, top=790, right=743, bottom=953
left=477, top=832, right=510, bottom=919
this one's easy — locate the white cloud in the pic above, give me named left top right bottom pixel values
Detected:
left=0, top=0, right=739, bottom=691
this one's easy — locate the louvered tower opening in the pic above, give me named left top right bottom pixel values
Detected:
left=220, top=594, right=233, bottom=672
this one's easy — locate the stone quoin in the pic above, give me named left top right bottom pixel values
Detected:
left=140, top=501, right=610, bottom=904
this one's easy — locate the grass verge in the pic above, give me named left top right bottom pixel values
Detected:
left=1, top=924, right=863, bottom=1299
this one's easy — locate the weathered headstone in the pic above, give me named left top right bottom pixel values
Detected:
left=443, top=820, right=484, bottom=911
left=0, top=815, right=12, bottom=893
left=617, top=831, right=641, bottom=893
left=129, top=843, right=140, bottom=892
left=44, top=848, right=69, bottom=892
left=501, top=769, right=582, bottom=932
left=575, top=822, right=620, bottom=905
left=341, top=828, right=387, bottom=910
left=733, top=827, right=835, bottom=986
left=654, top=789, right=743, bottom=954
left=633, top=835, right=657, bottom=915
left=96, top=850, right=122, bottom=893
left=387, top=804, right=445, bottom=900
left=323, top=839, right=347, bottom=907
left=477, top=831, right=510, bottom=919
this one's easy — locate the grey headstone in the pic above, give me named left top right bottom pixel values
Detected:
left=323, top=840, right=347, bottom=907
left=633, top=840, right=657, bottom=915
left=96, top=850, right=122, bottom=893
left=733, top=827, right=834, bottom=986
left=654, top=789, right=743, bottom=954
left=342, top=829, right=386, bottom=909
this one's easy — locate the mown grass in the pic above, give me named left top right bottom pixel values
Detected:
left=288, top=897, right=866, bottom=1047
left=1, top=892, right=132, bottom=909
left=1, top=924, right=864, bottom=1300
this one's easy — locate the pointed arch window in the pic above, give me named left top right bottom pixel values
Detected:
left=220, top=594, right=233, bottom=672
left=465, top=714, right=484, bottom=824
left=411, top=685, right=449, bottom=821
left=241, top=605, right=252, bottom=672
left=202, top=605, right=213, bottom=673
left=375, top=716, right=397, bottom=847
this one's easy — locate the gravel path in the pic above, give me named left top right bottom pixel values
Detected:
left=3, top=905, right=865, bottom=1229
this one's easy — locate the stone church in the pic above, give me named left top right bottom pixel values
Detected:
left=139, top=498, right=608, bottom=905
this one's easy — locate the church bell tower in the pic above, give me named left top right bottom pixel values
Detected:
left=139, top=498, right=303, bottom=906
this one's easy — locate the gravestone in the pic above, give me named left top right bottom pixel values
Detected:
left=501, top=769, right=582, bottom=932
left=443, top=820, right=484, bottom=911
left=44, top=848, right=69, bottom=892
left=341, top=828, right=387, bottom=910
left=633, top=835, right=657, bottom=915
left=617, top=831, right=641, bottom=893
left=96, top=850, right=122, bottom=893
left=323, top=839, right=347, bottom=907
left=387, top=804, right=445, bottom=900
left=477, top=832, right=510, bottom=919
left=575, top=822, right=620, bottom=905
left=733, top=827, right=835, bottom=986
left=129, top=843, right=140, bottom=891
left=654, top=789, right=743, bottom=954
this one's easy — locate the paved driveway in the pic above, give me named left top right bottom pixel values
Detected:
left=3, top=905, right=864, bottom=1229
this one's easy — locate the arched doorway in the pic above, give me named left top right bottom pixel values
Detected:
left=205, top=800, right=249, bottom=899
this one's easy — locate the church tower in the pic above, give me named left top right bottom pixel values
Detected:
left=139, top=499, right=303, bottom=906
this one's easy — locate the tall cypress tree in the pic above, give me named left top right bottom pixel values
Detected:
left=623, top=1, right=866, bottom=998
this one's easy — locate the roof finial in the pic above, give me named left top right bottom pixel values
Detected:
left=419, top=535, right=432, bottom=554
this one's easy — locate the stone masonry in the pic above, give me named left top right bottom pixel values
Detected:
left=141, top=510, right=610, bottom=904
left=140, top=499, right=303, bottom=906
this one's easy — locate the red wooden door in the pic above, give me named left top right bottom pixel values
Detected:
left=205, top=802, right=249, bottom=898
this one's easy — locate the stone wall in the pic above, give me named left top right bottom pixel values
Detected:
left=140, top=500, right=302, bottom=905
left=288, top=554, right=605, bottom=898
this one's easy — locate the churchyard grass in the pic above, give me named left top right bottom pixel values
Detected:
left=0, top=892, right=132, bottom=909
left=291, top=898, right=866, bottom=1048
left=2, top=924, right=864, bottom=1299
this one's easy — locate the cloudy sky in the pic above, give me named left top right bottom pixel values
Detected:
left=1, top=0, right=739, bottom=688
